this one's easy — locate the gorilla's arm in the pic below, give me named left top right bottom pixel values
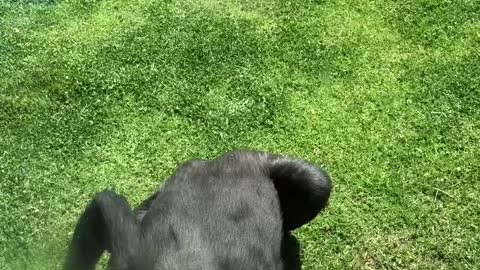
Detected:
left=268, top=156, right=332, bottom=230
left=64, top=190, right=140, bottom=270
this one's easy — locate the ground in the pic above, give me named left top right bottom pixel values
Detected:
left=0, top=0, right=479, bottom=269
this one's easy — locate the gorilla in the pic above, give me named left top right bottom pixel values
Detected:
left=64, top=150, right=332, bottom=270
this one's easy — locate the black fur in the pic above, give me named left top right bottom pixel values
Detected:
left=64, top=150, right=332, bottom=270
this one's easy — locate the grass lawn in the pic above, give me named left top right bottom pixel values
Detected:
left=1, top=0, right=479, bottom=269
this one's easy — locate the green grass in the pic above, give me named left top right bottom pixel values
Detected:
left=1, top=0, right=479, bottom=269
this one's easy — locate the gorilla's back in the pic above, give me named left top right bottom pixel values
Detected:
left=138, top=153, right=285, bottom=269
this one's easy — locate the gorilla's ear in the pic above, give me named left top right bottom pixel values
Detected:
left=268, top=157, right=332, bottom=231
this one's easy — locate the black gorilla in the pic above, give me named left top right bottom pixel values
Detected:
left=64, top=150, right=332, bottom=270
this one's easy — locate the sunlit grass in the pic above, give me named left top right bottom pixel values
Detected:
left=1, top=0, right=479, bottom=269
